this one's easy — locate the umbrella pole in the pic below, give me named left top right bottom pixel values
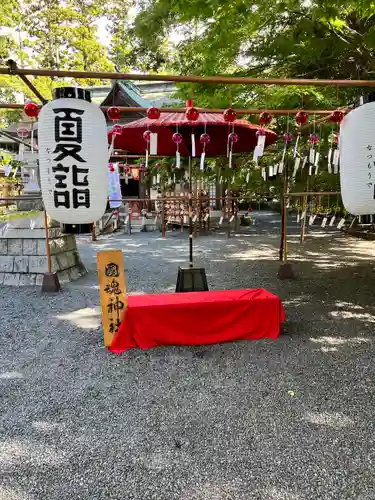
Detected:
left=188, top=156, right=193, bottom=267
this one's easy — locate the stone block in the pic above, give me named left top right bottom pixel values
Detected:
left=19, top=274, right=37, bottom=286
left=23, top=239, right=38, bottom=255
left=0, top=256, right=14, bottom=272
left=66, top=235, right=77, bottom=252
left=56, top=252, right=69, bottom=270
left=68, top=266, right=80, bottom=281
left=0, top=240, right=7, bottom=255
left=36, top=274, right=44, bottom=286
left=3, top=273, right=20, bottom=286
left=29, top=256, right=48, bottom=274
left=5, top=228, right=46, bottom=239
left=52, top=256, right=60, bottom=272
left=14, top=256, right=29, bottom=273
left=48, top=228, right=61, bottom=239
left=37, top=239, right=48, bottom=256
left=57, top=270, right=71, bottom=283
left=50, top=237, right=65, bottom=255
left=8, top=239, right=23, bottom=255
left=69, top=250, right=80, bottom=267
left=0, top=273, right=4, bottom=285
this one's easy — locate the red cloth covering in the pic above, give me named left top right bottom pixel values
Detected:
left=109, top=289, right=285, bottom=354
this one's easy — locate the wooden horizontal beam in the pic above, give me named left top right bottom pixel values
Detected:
left=286, top=191, right=341, bottom=197
left=1, top=65, right=375, bottom=87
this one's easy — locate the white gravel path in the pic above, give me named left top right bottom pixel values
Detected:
left=1, top=211, right=375, bottom=500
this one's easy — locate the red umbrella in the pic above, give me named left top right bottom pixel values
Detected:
left=108, top=110, right=277, bottom=273
left=109, top=112, right=277, bottom=156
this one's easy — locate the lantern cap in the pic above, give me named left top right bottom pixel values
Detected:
left=54, top=87, right=91, bottom=102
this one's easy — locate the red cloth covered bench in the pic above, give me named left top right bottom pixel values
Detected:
left=109, top=288, right=285, bottom=354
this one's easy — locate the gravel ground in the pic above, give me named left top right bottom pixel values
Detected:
left=1, top=211, right=375, bottom=500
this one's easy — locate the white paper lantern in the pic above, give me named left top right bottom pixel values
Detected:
left=340, top=102, right=375, bottom=215
left=38, top=90, right=108, bottom=223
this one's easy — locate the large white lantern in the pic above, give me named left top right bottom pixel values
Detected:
left=38, top=87, right=108, bottom=224
left=340, top=101, right=375, bottom=215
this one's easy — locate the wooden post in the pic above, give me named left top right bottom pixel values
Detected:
left=44, top=210, right=52, bottom=273
left=91, top=222, right=97, bottom=241
left=41, top=210, right=61, bottom=292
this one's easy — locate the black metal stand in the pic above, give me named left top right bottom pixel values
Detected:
left=175, top=266, right=209, bottom=292
left=175, top=155, right=209, bottom=292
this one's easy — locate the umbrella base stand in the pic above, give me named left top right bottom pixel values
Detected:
left=175, top=266, right=209, bottom=293
left=277, top=262, right=297, bottom=280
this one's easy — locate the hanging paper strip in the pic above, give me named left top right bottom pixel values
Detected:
left=108, top=134, right=115, bottom=159
left=321, top=217, right=328, bottom=227
left=314, top=152, right=320, bottom=166
left=200, top=152, right=205, bottom=171
left=302, top=156, right=308, bottom=169
left=309, top=214, right=316, bottom=225
left=191, top=133, right=196, bottom=157
left=293, top=157, right=301, bottom=178
left=333, top=149, right=339, bottom=174
left=219, top=216, right=224, bottom=225
left=268, top=165, right=273, bottom=177
left=261, top=168, right=266, bottom=181
left=337, top=218, right=345, bottom=229
left=229, top=150, right=233, bottom=168
left=301, top=210, right=306, bottom=220
left=329, top=216, right=336, bottom=226
left=156, top=173, right=160, bottom=183
left=328, top=148, right=332, bottom=166
left=150, top=133, right=158, bottom=155
left=176, top=151, right=181, bottom=169
left=293, top=134, right=300, bottom=158
left=309, top=148, right=315, bottom=164
left=246, top=171, right=250, bottom=183
left=258, top=134, right=266, bottom=155
left=4, top=165, right=11, bottom=177
left=145, top=149, right=149, bottom=169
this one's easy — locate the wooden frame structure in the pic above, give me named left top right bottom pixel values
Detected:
left=1, top=62, right=370, bottom=273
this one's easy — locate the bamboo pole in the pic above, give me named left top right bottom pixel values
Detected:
left=0, top=129, right=32, bottom=148
left=279, top=150, right=289, bottom=261
left=0, top=102, right=340, bottom=115
left=2, top=66, right=375, bottom=87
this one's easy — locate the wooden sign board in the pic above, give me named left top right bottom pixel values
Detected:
left=97, top=250, right=127, bottom=346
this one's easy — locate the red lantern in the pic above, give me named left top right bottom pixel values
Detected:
left=259, top=111, right=272, bottom=126
left=295, top=111, right=309, bottom=126
left=185, top=107, right=199, bottom=121
left=223, top=108, right=236, bottom=123
left=330, top=110, right=344, bottom=123
left=24, top=103, right=39, bottom=119
left=107, top=106, right=121, bottom=121
left=147, top=106, right=161, bottom=120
